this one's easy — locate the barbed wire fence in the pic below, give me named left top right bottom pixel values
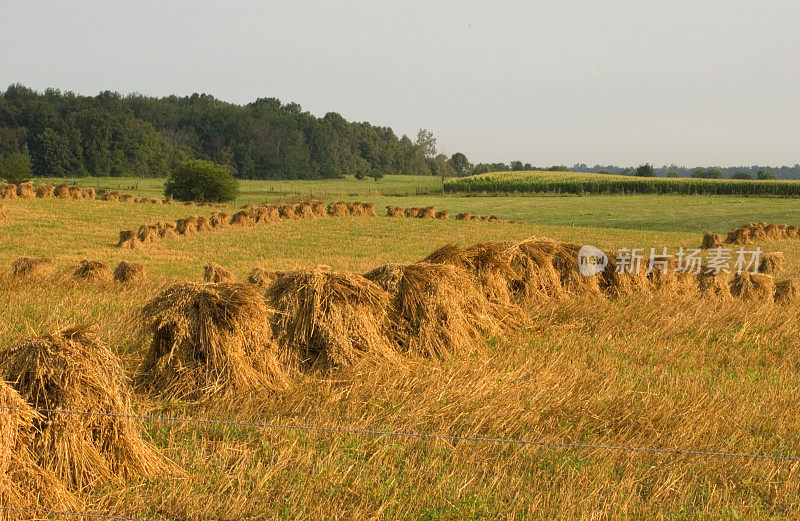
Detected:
left=2, top=404, right=799, bottom=520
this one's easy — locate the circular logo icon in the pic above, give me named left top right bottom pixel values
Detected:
left=578, top=245, right=608, bottom=277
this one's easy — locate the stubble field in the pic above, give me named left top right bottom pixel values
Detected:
left=2, top=177, right=800, bottom=520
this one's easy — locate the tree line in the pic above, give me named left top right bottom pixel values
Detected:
left=0, top=84, right=474, bottom=181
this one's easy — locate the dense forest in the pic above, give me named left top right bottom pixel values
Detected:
left=0, top=84, right=448, bottom=180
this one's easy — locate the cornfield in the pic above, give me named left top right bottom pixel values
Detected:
left=445, top=171, right=800, bottom=196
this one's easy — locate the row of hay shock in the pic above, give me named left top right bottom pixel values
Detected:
left=8, top=257, right=145, bottom=284
left=116, top=200, right=377, bottom=249
left=135, top=237, right=796, bottom=403
left=1, top=182, right=95, bottom=200
left=715, top=222, right=800, bottom=246
left=385, top=204, right=519, bottom=223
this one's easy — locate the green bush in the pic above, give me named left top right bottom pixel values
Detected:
left=731, top=172, right=752, bottom=180
left=0, top=150, right=33, bottom=184
left=164, top=160, right=239, bottom=202
left=635, top=163, right=655, bottom=177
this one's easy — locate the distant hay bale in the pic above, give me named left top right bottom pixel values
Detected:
left=73, top=260, right=111, bottom=282
left=81, top=187, right=95, bottom=200
left=116, top=230, right=141, bottom=249
left=455, top=212, right=471, bottom=220
left=204, top=262, right=235, bottom=283
left=137, top=224, right=161, bottom=244
left=229, top=210, right=255, bottom=227
left=11, top=257, right=53, bottom=279
left=196, top=216, right=213, bottom=233
left=278, top=203, right=298, bottom=219
left=435, top=210, right=450, bottom=219
left=209, top=212, right=230, bottom=228
left=155, top=221, right=179, bottom=239
left=16, top=182, right=35, bottom=199
left=267, top=268, right=399, bottom=369
left=295, top=201, right=315, bottom=218
left=327, top=201, right=349, bottom=217
left=386, top=205, right=404, bottom=218
left=730, top=272, right=775, bottom=302
left=138, top=283, right=288, bottom=399
left=0, top=325, right=170, bottom=489
left=347, top=202, right=366, bottom=217
left=148, top=198, right=161, bottom=204
left=361, top=202, right=377, bottom=217
left=364, top=262, right=498, bottom=359
left=163, top=196, right=173, bottom=204
left=775, top=279, right=800, bottom=304
left=488, top=215, right=501, bottom=222
left=68, top=186, right=83, bottom=200
left=183, top=200, right=195, bottom=206
left=119, top=194, right=134, bottom=203
left=263, top=204, right=281, bottom=220
left=747, top=222, right=768, bottom=241
left=764, top=223, right=785, bottom=241
left=113, top=261, right=145, bottom=283
left=725, top=227, right=752, bottom=245
left=758, top=252, right=784, bottom=274
left=0, top=184, right=17, bottom=200
left=0, top=380, right=81, bottom=512
left=404, top=207, right=421, bottom=218
left=54, top=183, right=70, bottom=199
left=697, top=270, right=732, bottom=299
left=247, top=266, right=278, bottom=288
left=787, top=225, right=800, bottom=239
left=101, top=190, right=120, bottom=202
left=700, top=232, right=724, bottom=249
left=251, top=206, right=270, bottom=223
left=137, top=197, right=149, bottom=204
left=36, top=184, right=55, bottom=198
left=311, top=200, right=327, bottom=217
left=416, top=206, right=436, bottom=219
left=176, top=216, right=199, bottom=235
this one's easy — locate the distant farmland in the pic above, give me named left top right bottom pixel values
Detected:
left=445, top=170, right=800, bottom=196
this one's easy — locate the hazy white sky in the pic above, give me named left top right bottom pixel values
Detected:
left=2, top=0, right=799, bottom=166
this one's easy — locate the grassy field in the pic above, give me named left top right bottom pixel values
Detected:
left=36, top=175, right=800, bottom=233
left=37, top=175, right=443, bottom=203
left=445, top=170, right=800, bottom=196
left=3, top=190, right=800, bottom=519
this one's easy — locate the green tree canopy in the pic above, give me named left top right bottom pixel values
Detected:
left=635, top=163, right=655, bottom=177
left=0, top=149, right=32, bottom=184
left=164, top=160, right=239, bottom=202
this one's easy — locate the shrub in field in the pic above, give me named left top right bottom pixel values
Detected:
left=0, top=150, right=32, bottom=185
left=164, top=160, right=239, bottom=203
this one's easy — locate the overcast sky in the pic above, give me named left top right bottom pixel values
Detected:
left=2, top=0, right=799, bottom=166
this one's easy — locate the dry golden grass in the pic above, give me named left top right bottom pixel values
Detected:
left=3, top=195, right=800, bottom=518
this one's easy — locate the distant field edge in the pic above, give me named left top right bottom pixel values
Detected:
left=445, top=171, right=800, bottom=197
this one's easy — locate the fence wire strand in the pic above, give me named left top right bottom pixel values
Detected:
left=0, top=505, right=162, bottom=521
left=2, top=404, right=799, bottom=463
